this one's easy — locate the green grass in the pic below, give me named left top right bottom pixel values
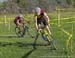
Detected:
left=0, top=11, right=75, bottom=58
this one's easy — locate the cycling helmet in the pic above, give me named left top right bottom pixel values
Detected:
left=35, top=7, right=41, bottom=15
left=18, top=14, right=23, bottom=18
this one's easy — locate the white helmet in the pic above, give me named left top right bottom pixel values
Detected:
left=35, top=7, right=41, bottom=15
left=18, top=14, right=23, bottom=18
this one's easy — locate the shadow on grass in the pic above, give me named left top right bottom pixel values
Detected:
left=21, top=48, right=36, bottom=58
left=0, top=35, right=18, bottom=38
left=0, top=42, right=48, bottom=47
left=0, top=42, right=47, bottom=58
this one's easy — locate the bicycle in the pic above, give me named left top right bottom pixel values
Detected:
left=33, top=26, right=57, bottom=50
left=15, top=22, right=34, bottom=38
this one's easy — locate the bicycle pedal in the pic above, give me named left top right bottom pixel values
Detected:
left=53, top=47, right=57, bottom=50
left=48, top=40, right=53, bottom=45
left=50, top=47, right=56, bottom=50
left=47, top=42, right=51, bottom=45
left=31, top=36, right=34, bottom=38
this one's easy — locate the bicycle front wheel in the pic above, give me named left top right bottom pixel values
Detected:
left=41, top=29, right=57, bottom=50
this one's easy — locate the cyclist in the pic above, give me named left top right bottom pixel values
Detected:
left=14, top=14, right=25, bottom=34
left=35, top=7, right=51, bottom=34
left=14, top=14, right=33, bottom=37
left=33, top=7, right=52, bottom=48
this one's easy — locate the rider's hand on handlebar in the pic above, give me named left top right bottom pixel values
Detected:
left=38, top=29, right=42, bottom=33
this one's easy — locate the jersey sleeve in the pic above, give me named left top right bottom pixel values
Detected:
left=44, top=12, right=47, bottom=16
left=44, top=12, right=50, bottom=24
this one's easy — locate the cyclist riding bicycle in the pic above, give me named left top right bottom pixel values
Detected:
left=34, top=7, right=52, bottom=45
left=14, top=14, right=25, bottom=34
left=34, top=7, right=51, bottom=46
left=14, top=14, right=32, bottom=37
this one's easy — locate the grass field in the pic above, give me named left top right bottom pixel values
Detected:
left=0, top=10, right=75, bottom=58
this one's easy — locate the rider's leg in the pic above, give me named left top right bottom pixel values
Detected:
left=45, top=25, right=51, bottom=36
left=18, top=23, right=24, bottom=33
left=45, top=26, right=53, bottom=44
left=43, top=18, right=52, bottom=42
left=45, top=25, right=56, bottom=50
left=42, top=17, right=51, bottom=36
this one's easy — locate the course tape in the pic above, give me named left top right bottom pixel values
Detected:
left=58, top=25, right=72, bottom=54
left=50, top=16, right=75, bottom=21
left=0, top=22, right=8, bottom=24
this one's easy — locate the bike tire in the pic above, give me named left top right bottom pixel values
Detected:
left=15, top=27, right=24, bottom=37
left=41, top=29, right=57, bottom=50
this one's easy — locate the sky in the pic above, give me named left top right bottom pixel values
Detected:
left=0, top=0, right=7, bottom=3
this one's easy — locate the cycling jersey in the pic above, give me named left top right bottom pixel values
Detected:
left=14, top=16, right=22, bottom=25
left=37, top=9, right=44, bottom=19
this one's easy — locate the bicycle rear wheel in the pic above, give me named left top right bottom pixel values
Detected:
left=15, top=27, right=24, bottom=37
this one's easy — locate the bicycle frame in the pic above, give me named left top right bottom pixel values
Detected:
left=41, top=27, right=51, bottom=42
left=15, top=25, right=26, bottom=37
left=15, top=23, right=33, bottom=38
left=33, top=26, right=57, bottom=50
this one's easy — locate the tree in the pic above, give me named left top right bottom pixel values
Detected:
left=66, top=0, right=72, bottom=5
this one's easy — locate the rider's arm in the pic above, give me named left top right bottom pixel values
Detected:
left=17, top=20, right=20, bottom=25
left=44, top=12, right=50, bottom=25
left=21, top=17, right=25, bottom=23
left=35, top=16, right=38, bottom=30
left=21, top=17, right=29, bottom=24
